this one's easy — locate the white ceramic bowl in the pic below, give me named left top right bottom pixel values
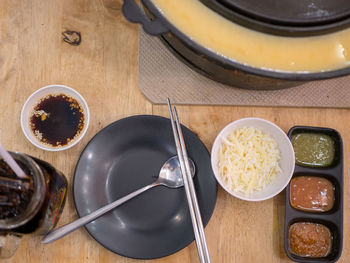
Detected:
left=211, top=117, right=295, bottom=201
left=21, top=85, right=90, bottom=151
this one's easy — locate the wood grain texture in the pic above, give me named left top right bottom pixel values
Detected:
left=0, top=0, right=348, bottom=262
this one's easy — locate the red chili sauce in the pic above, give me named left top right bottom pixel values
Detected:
left=290, top=176, right=334, bottom=212
left=289, top=222, right=332, bottom=258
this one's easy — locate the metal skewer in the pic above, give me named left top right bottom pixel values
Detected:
left=167, top=98, right=211, bottom=263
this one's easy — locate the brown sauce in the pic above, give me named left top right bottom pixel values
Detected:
left=30, top=94, right=84, bottom=147
left=290, top=176, right=334, bottom=212
left=289, top=222, right=332, bottom=258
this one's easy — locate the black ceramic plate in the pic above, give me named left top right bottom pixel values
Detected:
left=73, top=115, right=217, bottom=259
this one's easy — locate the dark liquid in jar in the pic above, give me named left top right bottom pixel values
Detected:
left=0, top=161, right=33, bottom=219
left=30, top=94, right=85, bottom=147
left=14, top=157, right=67, bottom=234
left=0, top=156, right=67, bottom=234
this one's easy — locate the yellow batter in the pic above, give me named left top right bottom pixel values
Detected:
left=152, top=0, right=350, bottom=73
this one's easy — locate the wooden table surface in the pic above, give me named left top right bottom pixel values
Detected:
left=0, top=0, right=349, bottom=262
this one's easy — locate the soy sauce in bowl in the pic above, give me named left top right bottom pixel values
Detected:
left=21, top=85, right=90, bottom=151
left=30, top=94, right=85, bottom=148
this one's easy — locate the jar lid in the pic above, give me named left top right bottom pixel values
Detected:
left=200, top=0, right=350, bottom=36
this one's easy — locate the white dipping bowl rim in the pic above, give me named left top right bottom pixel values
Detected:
left=21, top=84, right=90, bottom=152
left=211, top=117, right=295, bottom=202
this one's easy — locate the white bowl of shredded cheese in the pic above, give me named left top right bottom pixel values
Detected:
left=211, top=118, right=295, bottom=201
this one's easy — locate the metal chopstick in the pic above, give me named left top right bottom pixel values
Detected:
left=173, top=107, right=211, bottom=262
left=167, top=98, right=211, bottom=263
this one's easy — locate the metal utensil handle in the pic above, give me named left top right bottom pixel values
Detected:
left=174, top=107, right=211, bottom=263
left=167, top=99, right=210, bottom=263
left=122, top=0, right=168, bottom=35
left=41, top=183, right=157, bottom=244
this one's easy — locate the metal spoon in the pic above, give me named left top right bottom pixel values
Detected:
left=41, top=156, right=195, bottom=244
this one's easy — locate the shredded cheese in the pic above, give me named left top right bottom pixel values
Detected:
left=218, top=127, right=281, bottom=195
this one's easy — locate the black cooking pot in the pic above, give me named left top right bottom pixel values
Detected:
left=122, top=0, right=350, bottom=90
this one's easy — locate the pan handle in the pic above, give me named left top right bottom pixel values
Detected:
left=122, top=0, right=169, bottom=35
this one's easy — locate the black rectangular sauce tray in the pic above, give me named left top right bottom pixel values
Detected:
left=284, top=126, right=343, bottom=263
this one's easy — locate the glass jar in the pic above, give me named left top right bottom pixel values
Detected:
left=0, top=152, right=67, bottom=258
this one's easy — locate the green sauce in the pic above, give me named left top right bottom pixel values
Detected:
left=292, top=133, right=335, bottom=167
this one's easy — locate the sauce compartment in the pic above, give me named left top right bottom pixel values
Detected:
left=290, top=173, right=340, bottom=214
left=292, top=133, right=335, bottom=168
left=286, top=218, right=342, bottom=262
left=289, top=222, right=332, bottom=258
left=289, top=127, right=342, bottom=168
left=284, top=126, right=343, bottom=263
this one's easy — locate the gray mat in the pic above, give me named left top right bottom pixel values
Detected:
left=138, top=30, right=350, bottom=107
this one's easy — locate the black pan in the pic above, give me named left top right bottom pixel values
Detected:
left=200, top=0, right=350, bottom=36
left=122, top=0, right=350, bottom=90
